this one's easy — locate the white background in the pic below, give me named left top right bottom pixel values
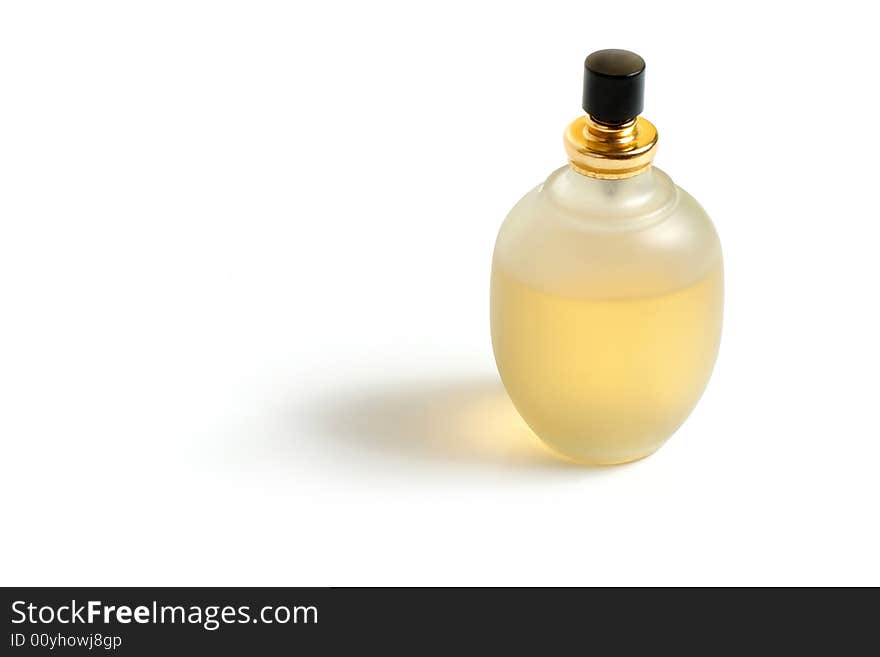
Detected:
left=1, top=1, right=878, bottom=586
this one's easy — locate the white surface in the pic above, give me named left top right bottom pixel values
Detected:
left=1, top=1, right=878, bottom=586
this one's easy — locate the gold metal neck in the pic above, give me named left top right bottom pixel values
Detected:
left=564, top=114, right=658, bottom=179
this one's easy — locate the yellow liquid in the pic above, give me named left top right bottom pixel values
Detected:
left=490, top=265, right=723, bottom=464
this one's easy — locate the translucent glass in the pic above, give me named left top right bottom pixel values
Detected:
left=491, top=165, right=723, bottom=464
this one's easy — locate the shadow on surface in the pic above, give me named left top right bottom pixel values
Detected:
left=302, top=375, right=589, bottom=473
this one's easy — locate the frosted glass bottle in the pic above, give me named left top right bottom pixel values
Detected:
left=490, top=50, right=723, bottom=464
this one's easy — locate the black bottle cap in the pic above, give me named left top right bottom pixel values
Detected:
left=582, top=49, right=646, bottom=125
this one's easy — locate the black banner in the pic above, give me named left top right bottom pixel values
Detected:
left=2, top=587, right=876, bottom=653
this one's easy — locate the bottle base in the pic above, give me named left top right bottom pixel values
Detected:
left=540, top=440, right=666, bottom=467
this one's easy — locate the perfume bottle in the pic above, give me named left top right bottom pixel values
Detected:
left=490, top=49, right=723, bottom=465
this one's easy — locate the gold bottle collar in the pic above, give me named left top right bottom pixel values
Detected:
left=564, top=114, right=658, bottom=179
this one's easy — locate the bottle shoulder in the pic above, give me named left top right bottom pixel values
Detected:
left=493, top=165, right=722, bottom=300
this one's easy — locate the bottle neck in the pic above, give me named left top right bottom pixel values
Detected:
left=563, top=114, right=658, bottom=179
left=542, top=164, right=678, bottom=227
